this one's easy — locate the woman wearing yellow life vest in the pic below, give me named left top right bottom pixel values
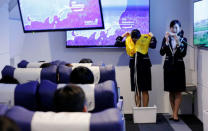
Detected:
left=115, top=29, right=157, bottom=107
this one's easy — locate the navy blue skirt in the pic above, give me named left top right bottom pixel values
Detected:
left=163, top=60, right=186, bottom=92
left=129, top=53, right=152, bottom=92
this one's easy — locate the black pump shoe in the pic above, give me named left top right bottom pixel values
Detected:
left=173, top=118, right=180, bottom=122
left=169, top=117, right=174, bottom=120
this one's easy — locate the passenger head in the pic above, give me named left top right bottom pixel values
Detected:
left=170, top=20, right=181, bottom=34
left=53, top=85, right=87, bottom=112
left=40, top=63, right=51, bottom=68
left=131, top=29, right=141, bottom=43
left=79, top=58, right=93, bottom=63
left=0, top=116, right=20, bottom=131
left=69, top=66, right=94, bottom=84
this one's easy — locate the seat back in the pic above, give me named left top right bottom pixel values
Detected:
left=0, top=84, right=16, bottom=107
left=18, top=60, right=46, bottom=68
left=38, top=80, right=117, bottom=112
left=6, top=106, right=124, bottom=131
left=18, top=60, right=68, bottom=68
left=1, top=65, right=58, bottom=84
left=15, top=81, right=39, bottom=110
left=6, top=106, right=34, bottom=131
left=0, top=81, right=39, bottom=110
left=58, top=65, right=116, bottom=84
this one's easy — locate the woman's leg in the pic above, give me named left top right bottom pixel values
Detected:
left=169, top=92, right=175, bottom=117
left=142, top=91, right=149, bottom=107
left=173, top=92, right=182, bottom=119
left=135, top=91, right=141, bottom=107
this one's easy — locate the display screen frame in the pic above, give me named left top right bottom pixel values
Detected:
left=66, top=0, right=150, bottom=48
left=194, top=0, right=208, bottom=48
left=17, top=0, right=105, bottom=33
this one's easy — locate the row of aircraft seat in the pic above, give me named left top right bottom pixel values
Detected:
left=0, top=60, right=124, bottom=131
left=0, top=104, right=124, bottom=131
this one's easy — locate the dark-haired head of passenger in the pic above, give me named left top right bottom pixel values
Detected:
left=40, top=63, right=51, bottom=68
left=0, top=76, right=19, bottom=84
left=53, top=85, right=87, bottom=112
left=0, top=116, right=20, bottom=131
left=69, top=66, right=94, bottom=84
left=79, top=58, right=93, bottom=63
left=131, top=29, right=141, bottom=44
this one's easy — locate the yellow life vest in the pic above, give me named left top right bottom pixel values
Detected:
left=125, top=36, right=136, bottom=57
left=125, top=34, right=152, bottom=57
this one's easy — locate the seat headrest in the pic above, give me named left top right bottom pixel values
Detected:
left=58, top=65, right=72, bottom=83
left=14, top=68, right=42, bottom=84
left=27, top=62, right=45, bottom=68
left=1, top=65, right=15, bottom=78
left=18, top=60, right=29, bottom=68
left=18, top=60, right=61, bottom=68
left=93, top=80, right=117, bottom=112
left=41, top=65, right=58, bottom=83
left=58, top=65, right=115, bottom=84
left=1, top=65, right=58, bottom=84
left=99, top=65, right=116, bottom=83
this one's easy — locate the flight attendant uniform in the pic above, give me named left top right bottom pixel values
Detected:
left=160, top=36, right=187, bottom=92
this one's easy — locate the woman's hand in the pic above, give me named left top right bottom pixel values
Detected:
left=165, top=32, right=170, bottom=44
left=148, top=32, right=153, bottom=37
left=122, top=32, right=130, bottom=38
left=130, top=49, right=136, bottom=56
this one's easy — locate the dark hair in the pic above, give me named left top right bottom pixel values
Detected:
left=53, top=85, right=86, bottom=112
left=170, top=20, right=181, bottom=28
left=79, top=58, right=93, bottom=63
left=40, top=63, right=51, bottom=68
left=0, top=116, right=20, bottom=131
left=0, top=76, right=19, bottom=84
left=177, top=30, right=184, bottom=37
left=69, top=66, right=94, bottom=84
left=131, top=29, right=141, bottom=39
